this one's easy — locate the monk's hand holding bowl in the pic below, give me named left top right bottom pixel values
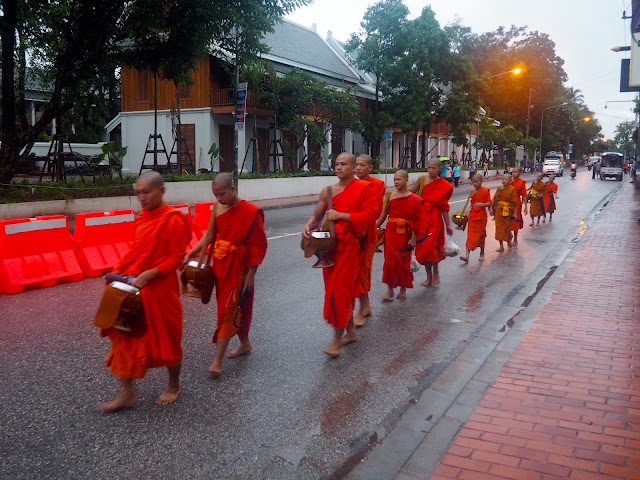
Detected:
left=132, top=268, right=159, bottom=289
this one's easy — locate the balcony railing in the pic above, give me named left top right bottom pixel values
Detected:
left=210, top=88, right=262, bottom=107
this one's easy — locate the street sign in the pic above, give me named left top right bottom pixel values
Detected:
left=568, top=144, right=573, bottom=154
left=382, top=129, right=392, bottom=140
left=235, top=82, right=248, bottom=131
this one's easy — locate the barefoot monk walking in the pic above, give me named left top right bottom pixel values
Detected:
left=99, top=171, right=192, bottom=412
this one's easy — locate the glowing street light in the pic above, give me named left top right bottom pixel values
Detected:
left=488, top=68, right=522, bottom=79
left=583, top=117, right=591, bottom=122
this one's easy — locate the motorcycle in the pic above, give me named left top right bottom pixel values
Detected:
left=570, top=167, right=576, bottom=179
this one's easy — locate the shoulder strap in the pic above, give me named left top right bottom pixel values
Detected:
left=461, top=190, right=473, bottom=214
left=197, top=203, right=217, bottom=268
left=382, top=190, right=392, bottom=207
left=417, top=175, right=426, bottom=197
left=326, top=186, right=336, bottom=238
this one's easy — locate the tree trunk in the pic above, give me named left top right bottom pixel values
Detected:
left=0, top=0, right=19, bottom=186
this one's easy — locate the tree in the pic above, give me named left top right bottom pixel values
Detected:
left=0, top=0, right=310, bottom=186
left=345, top=0, right=409, bottom=157
left=613, top=121, right=636, bottom=158
left=241, top=61, right=269, bottom=172
left=261, top=68, right=362, bottom=172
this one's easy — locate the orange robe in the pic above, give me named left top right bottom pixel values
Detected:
left=104, top=205, right=191, bottom=379
left=323, top=179, right=377, bottom=328
left=212, top=200, right=267, bottom=342
left=383, top=193, right=423, bottom=288
left=415, top=177, right=453, bottom=264
left=466, top=187, right=491, bottom=251
left=510, top=177, right=527, bottom=231
left=529, top=181, right=546, bottom=217
left=543, top=182, right=557, bottom=213
left=492, top=185, right=517, bottom=242
left=355, top=176, right=385, bottom=297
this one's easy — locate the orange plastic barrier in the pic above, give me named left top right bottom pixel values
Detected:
left=168, top=204, right=199, bottom=253
left=72, top=210, right=136, bottom=277
left=0, top=215, right=83, bottom=294
left=193, top=202, right=216, bottom=239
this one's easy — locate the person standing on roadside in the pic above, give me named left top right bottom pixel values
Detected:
left=453, top=163, right=461, bottom=187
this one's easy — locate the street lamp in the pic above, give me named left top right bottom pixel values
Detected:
left=488, top=68, right=522, bottom=79
left=525, top=87, right=538, bottom=139
left=539, top=102, right=568, bottom=160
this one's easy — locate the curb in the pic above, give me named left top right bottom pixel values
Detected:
left=345, top=180, right=623, bottom=480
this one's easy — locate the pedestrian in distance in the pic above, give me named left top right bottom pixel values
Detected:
left=302, top=153, right=378, bottom=357
left=483, top=158, right=489, bottom=178
left=595, top=161, right=601, bottom=179
left=446, top=164, right=454, bottom=184
left=453, top=163, right=461, bottom=187
left=460, top=174, right=492, bottom=263
left=543, top=174, right=558, bottom=223
left=410, top=158, right=454, bottom=287
left=529, top=172, right=547, bottom=226
left=510, top=167, right=528, bottom=246
left=353, top=154, right=385, bottom=327
left=99, top=171, right=192, bottom=412
left=185, top=173, right=267, bottom=376
left=490, top=174, right=518, bottom=252
left=376, top=170, right=422, bottom=300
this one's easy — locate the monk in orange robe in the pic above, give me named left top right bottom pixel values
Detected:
left=543, top=174, right=558, bottom=222
left=411, top=158, right=454, bottom=286
left=376, top=170, right=422, bottom=300
left=185, top=173, right=267, bottom=376
left=302, top=152, right=377, bottom=356
left=509, top=167, right=528, bottom=246
left=529, top=172, right=547, bottom=226
left=354, top=154, right=385, bottom=326
left=460, top=174, right=492, bottom=263
left=491, top=174, right=518, bottom=252
left=100, top=171, right=192, bottom=412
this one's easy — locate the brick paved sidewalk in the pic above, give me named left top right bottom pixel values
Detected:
left=428, top=182, right=640, bottom=480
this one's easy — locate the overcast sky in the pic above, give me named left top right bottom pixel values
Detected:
left=287, top=0, right=635, bottom=140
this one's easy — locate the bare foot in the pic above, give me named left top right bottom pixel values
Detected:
left=156, top=386, right=181, bottom=406
left=354, top=313, right=366, bottom=327
left=496, top=248, right=504, bottom=252
left=323, top=339, right=341, bottom=357
left=542, top=218, right=546, bottom=223
left=529, top=222, right=534, bottom=226
left=549, top=217, right=552, bottom=222
left=100, top=393, right=138, bottom=413
left=431, top=275, right=440, bottom=286
left=227, top=342, right=253, bottom=359
left=507, top=242, right=512, bottom=249
left=339, top=331, right=357, bottom=346
left=208, top=361, right=221, bottom=377
left=396, top=290, right=407, bottom=299
left=363, top=308, right=373, bottom=317
left=512, top=241, right=518, bottom=246
left=459, top=256, right=469, bottom=264
left=420, top=280, right=431, bottom=287
left=479, top=255, right=485, bottom=262
left=382, top=291, right=394, bottom=301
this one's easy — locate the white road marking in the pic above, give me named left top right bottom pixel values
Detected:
left=267, top=232, right=301, bottom=240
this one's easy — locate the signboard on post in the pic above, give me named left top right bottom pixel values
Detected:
left=235, top=82, right=248, bottom=131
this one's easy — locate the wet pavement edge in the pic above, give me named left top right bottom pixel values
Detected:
left=345, top=180, right=625, bottom=480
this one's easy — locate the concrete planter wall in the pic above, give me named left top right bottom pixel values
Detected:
left=1, top=172, right=428, bottom=219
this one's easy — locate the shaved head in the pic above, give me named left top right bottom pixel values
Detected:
left=503, top=174, right=513, bottom=182
left=428, top=158, right=442, bottom=168
left=337, top=152, right=356, bottom=166
left=356, top=154, right=373, bottom=167
left=512, top=166, right=522, bottom=174
left=396, top=169, right=409, bottom=179
left=472, top=173, right=483, bottom=182
left=212, top=172, right=233, bottom=189
left=138, top=170, right=164, bottom=187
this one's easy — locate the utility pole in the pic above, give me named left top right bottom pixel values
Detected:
left=525, top=88, right=533, bottom=139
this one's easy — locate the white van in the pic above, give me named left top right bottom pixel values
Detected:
left=543, top=152, right=565, bottom=176
left=600, top=152, right=624, bottom=181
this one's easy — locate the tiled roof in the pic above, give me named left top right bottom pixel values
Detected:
left=261, top=20, right=358, bottom=82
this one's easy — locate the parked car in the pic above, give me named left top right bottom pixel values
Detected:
left=542, top=152, right=565, bottom=176
left=599, top=151, right=624, bottom=181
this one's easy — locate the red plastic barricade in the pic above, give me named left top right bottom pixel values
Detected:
left=169, top=204, right=199, bottom=253
left=0, top=215, right=83, bottom=294
left=72, top=209, right=136, bottom=277
left=193, top=202, right=216, bottom=239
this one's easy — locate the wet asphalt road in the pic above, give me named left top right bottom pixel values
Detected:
left=0, top=170, right=622, bottom=479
